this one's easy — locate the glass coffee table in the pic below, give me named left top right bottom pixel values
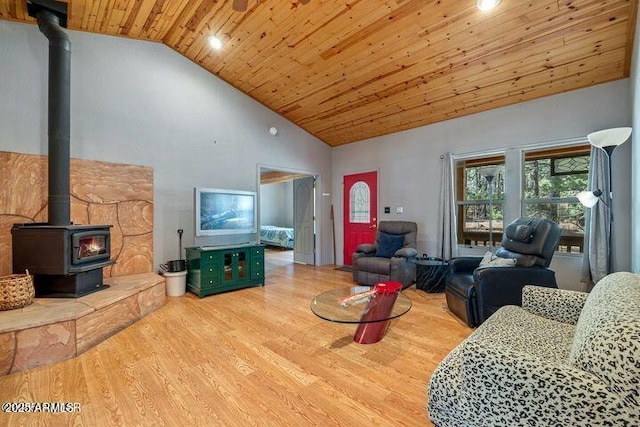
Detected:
left=311, top=285, right=412, bottom=344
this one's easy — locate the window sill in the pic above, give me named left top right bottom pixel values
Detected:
left=552, top=252, right=583, bottom=259
left=456, top=245, right=584, bottom=258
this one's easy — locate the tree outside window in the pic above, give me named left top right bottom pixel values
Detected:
left=455, top=145, right=589, bottom=253
left=456, top=156, right=505, bottom=248
left=522, top=146, right=590, bottom=253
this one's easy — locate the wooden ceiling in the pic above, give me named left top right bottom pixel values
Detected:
left=1, top=0, right=637, bottom=146
left=260, top=169, right=309, bottom=184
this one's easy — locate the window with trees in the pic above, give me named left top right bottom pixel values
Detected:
left=522, top=145, right=590, bottom=253
left=456, top=156, right=506, bottom=248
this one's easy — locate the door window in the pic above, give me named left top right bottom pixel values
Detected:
left=349, top=181, right=370, bottom=223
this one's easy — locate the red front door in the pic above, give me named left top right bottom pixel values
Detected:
left=343, top=171, right=378, bottom=266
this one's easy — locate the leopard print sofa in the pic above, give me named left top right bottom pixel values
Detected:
left=428, top=271, right=640, bottom=426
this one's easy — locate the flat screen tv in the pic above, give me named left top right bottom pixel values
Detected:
left=194, top=188, right=257, bottom=237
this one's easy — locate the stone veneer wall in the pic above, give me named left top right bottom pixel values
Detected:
left=0, top=151, right=153, bottom=277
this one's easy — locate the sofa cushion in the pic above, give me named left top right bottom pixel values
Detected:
left=375, top=232, right=404, bottom=258
left=569, top=272, right=640, bottom=406
left=522, top=286, right=588, bottom=325
left=478, top=251, right=517, bottom=268
left=463, top=305, right=576, bottom=361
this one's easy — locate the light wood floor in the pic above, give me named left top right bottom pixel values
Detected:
left=0, top=249, right=472, bottom=426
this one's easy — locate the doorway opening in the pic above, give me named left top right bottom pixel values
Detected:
left=259, top=166, right=318, bottom=267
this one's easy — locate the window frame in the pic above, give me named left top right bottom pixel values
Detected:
left=521, top=145, right=591, bottom=254
left=455, top=155, right=506, bottom=248
left=452, top=138, right=590, bottom=256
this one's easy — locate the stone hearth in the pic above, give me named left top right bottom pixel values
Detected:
left=0, top=273, right=165, bottom=376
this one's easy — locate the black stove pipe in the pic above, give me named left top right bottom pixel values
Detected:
left=30, top=2, right=71, bottom=226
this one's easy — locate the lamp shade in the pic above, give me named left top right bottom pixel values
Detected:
left=479, top=165, right=500, bottom=180
left=587, top=127, right=632, bottom=149
left=577, top=190, right=603, bottom=208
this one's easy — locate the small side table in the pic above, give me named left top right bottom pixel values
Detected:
left=411, top=257, right=449, bottom=293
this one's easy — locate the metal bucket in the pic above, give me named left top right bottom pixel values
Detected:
left=160, top=259, right=186, bottom=272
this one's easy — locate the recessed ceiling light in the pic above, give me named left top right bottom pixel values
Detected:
left=208, top=35, right=223, bottom=50
left=476, top=0, right=501, bottom=11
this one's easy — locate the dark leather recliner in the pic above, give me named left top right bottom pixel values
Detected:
left=445, top=218, right=561, bottom=327
left=352, top=221, right=418, bottom=289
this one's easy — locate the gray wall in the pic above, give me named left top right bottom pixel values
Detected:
left=0, top=20, right=332, bottom=268
left=332, top=80, right=632, bottom=290
left=632, top=5, right=640, bottom=275
left=260, top=182, right=294, bottom=228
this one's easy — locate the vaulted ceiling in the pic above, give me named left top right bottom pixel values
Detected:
left=1, top=0, right=637, bottom=146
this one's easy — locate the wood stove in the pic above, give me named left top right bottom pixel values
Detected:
left=11, top=1, right=115, bottom=297
left=12, top=223, right=114, bottom=297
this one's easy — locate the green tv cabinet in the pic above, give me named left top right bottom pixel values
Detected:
left=185, top=244, right=265, bottom=298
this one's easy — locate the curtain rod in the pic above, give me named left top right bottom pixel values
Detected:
left=450, top=136, right=588, bottom=160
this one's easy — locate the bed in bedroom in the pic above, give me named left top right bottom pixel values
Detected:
left=259, top=225, right=294, bottom=249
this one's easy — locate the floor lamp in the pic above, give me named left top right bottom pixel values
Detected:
left=480, top=166, right=499, bottom=250
left=577, top=127, right=632, bottom=274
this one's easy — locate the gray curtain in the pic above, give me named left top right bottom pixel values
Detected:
left=581, top=146, right=609, bottom=286
left=437, top=153, right=458, bottom=259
